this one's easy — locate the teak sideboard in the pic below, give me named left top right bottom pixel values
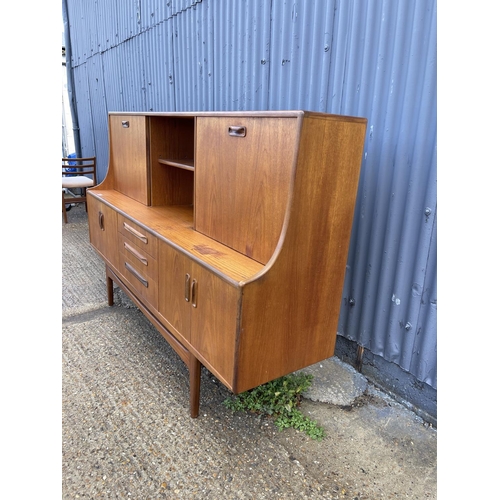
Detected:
left=87, top=110, right=367, bottom=417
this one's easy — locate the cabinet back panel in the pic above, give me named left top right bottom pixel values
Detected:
left=195, top=117, right=298, bottom=264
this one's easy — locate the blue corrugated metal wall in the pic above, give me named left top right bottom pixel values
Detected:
left=65, top=0, right=437, bottom=390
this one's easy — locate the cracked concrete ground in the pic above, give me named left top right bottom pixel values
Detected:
left=62, top=204, right=437, bottom=499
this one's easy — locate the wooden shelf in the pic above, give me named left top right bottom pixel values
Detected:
left=158, top=158, right=194, bottom=171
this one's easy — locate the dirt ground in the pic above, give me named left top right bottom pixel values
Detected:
left=265, top=390, right=437, bottom=499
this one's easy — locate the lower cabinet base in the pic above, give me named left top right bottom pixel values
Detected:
left=105, top=265, right=202, bottom=418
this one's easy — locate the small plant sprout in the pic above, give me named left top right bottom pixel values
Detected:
left=223, top=372, right=325, bottom=440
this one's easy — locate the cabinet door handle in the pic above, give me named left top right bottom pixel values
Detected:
left=123, top=222, right=148, bottom=244
left=121, top=121, right=129, bottom=128
left=98, top=211, right=104, bottom=230
left=185, top=273, right=191, bottom=302
left=124, top=242, right=148, bottom=265
left=125, top=262, right=148, bottom=288
left=228, top=125, right=246, bottom=137
left=191, top=279, right=197, bottom=308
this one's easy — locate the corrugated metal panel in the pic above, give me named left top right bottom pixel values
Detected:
left=268, top=0, right=337, bottom=111
left=336, top=0, right=437, bottom=388
left=212, top=1, right=271, bottom=111
left=65, top=0, right=437, bottom=389
left=140, top=25, right=176, bottom=111
left=71, top=64, right=93, bottom=154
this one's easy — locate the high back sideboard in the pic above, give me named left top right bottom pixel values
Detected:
left=88, top=110, right=367, bottom=417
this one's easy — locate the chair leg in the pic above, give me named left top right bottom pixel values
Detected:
left=62, top=190, right=68, bottom=223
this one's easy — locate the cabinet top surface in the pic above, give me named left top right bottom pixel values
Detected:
left=108, top=110, right=367, bottom=123
left=89, top=190, right=264, bottom=285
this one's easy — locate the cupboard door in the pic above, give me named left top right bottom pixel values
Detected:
left=157, top=241, right=239, bottom=389
left=158, top=242, right=192, bottom=344
left=195, top=116, right=297, bottom=264
left=88, top=196, right=119, bottom=269
left=189, top=263, right=239, bottom=388
left=109, top=114, right=150, bottom=205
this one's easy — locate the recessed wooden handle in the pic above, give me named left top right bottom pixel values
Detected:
left=228, top=126, right=246, bottom=137
left=185, top=273, right=191, bottom=302
left=124, top=242, right=148, bottom=265
left=98, top=211, right=104, bottom=230
left=122, top=121, right=129, bottom=128
left=191, top=279, right=197, bottom=308
left=123, top=222, right=148, bottom=244
left=124, top=262, right=148, bottom=288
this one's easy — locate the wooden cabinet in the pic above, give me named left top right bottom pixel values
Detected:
left=88, top=111, right=367, bottom=418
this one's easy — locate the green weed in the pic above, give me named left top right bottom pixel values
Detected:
left=223, top=372, right=325, bottom=440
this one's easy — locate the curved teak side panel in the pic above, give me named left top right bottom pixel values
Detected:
left=88, top=116, right=117, bottom=192
left=234, top=114, right=367, bottom=393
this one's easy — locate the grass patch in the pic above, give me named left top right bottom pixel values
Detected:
left=223, top=372, right=325, bottom=440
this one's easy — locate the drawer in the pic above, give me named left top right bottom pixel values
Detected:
left=118, top=233, right=158, bottom=308
left=118, top=233, right=157, bottom=279
left=117, top=214, right=158, bottom=259
left=119, top=253, right=158, bottom=308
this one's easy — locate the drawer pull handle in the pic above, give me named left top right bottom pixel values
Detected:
left=98, top=211, right=104, bottom=231
left=125, top=262, right=148, bottom=288
left=228, top=126, right=246, bottom=137
left=185, top=273, right=191, bottom=302
left=124, top=242, right=148, bottom=265
left=123, top=222, right=148, bottom=244
left=191, top=279, right=197, bottom=308
left=122, top=121, right=129, bottom=128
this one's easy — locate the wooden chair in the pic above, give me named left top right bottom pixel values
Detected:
left=62, top=156, right=96, bottom=223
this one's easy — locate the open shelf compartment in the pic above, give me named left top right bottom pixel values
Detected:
left=149, top=116, right=195, bottom=206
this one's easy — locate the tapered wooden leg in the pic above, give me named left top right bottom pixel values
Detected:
left=106, top=271, right=114, bottom=306
left=189, top=353, right=201, bottom=418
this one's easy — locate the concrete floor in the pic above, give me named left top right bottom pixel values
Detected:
left=62, top=204, right=437, bottom=499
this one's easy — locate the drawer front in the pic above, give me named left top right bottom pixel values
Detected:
left=120, top=251, right=158, bottom=309
left=118, top=233, right=157, bottom=280
left=116, top=213, right=158, bottom=309
left=117, top=214, right=157, bottom=259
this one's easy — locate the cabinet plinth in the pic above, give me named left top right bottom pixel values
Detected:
left=88, top=110, right=367, bottom=417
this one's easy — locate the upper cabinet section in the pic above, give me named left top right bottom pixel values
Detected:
left=102, top=111, right=366, bottom=274
left=109, top=115, right=150, bottom=205
left=194, top=116, right=298, bottom=264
